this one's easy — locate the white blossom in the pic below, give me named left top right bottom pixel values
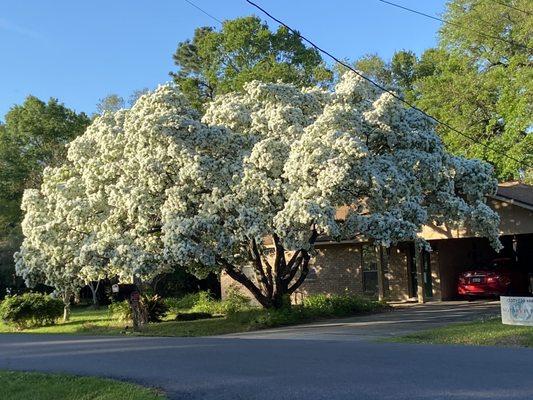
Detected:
left=16, top=73, right=502, bottom=299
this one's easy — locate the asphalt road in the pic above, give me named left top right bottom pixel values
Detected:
left=1, top=333, right=533, bottom=400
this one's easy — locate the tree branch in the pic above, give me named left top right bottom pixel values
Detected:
left=217, top=256, right=270, bottom=308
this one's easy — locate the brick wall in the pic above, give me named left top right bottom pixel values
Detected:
left=386, top=245, right=411, bottom=301
left=291, top=243, right=363, bottom=303
left=221, top=242, right=420, bottom=304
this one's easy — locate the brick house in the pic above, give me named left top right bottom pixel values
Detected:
left=221, top=182, right=533, bottom=304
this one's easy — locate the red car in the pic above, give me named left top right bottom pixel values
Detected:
left=458, top=258, right=528, bottom=299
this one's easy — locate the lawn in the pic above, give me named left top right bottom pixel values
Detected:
left=0, top=295, right=388, bottom=337
left=0, top=370, right=166, bottom=400
left=0, top=306, right=249, bottom=337
left=389, top=317, right=533, bottom=347
left=0, top=307, right=124, bottom=335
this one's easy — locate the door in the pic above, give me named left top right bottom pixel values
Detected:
left=422, top=250, right=433, bottom=298
left=407, top=244, right=417, bottom=298
left=407, top=243, right=433, bottom=298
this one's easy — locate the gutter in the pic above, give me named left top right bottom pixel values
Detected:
left=490, top=194, right=533, bottom=212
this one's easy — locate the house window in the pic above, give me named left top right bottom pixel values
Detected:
left=361, top=244, right=388, bottom=295
left=361, top=245, right=378, bottom=294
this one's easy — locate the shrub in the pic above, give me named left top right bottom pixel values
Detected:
left=0, top=293, right=63, bottom=329
left=108, top=300, right=131, bottom=322
left=222, top=286, right=251, bottom=315
left=175, top=312, right=213, bottom=321
left=165, top=293, right=201, bottom=313
left=190, top=291, right=225, bottom=315
left=249, top=307, right=307, bottom=328
left=248, top=294, right=387, bottom=329
left=303, top=293, right=386, bottom=318
left=166, top=289, right=253, bottom=317
left=143, top=294, right=169, bottom=322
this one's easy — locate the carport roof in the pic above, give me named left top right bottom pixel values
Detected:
left=494, top=181, right=533, bottom=210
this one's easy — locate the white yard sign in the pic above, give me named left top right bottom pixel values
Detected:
left=500, top=296, right=533, bottom=326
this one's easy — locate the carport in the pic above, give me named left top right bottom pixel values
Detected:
left=421, top=182, right=533, bottom=301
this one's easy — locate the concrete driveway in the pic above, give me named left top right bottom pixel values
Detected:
left=223, top=300, right=501, bottom=341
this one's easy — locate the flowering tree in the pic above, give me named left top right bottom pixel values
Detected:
left=16, top=74, right=501, bottom=312
left=15, top=85, right=244, bottom=318
left=163, top=72, right=501, bottom=308
left=15, top=166, right=86, bottom=320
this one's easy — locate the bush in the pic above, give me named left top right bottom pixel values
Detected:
left=175, top=312, right=213, bottom=321
left=248, top=294, right=387, bottom=329
left=0, top=293, right=63, bottom=329
left=165, top=293, right=201, bottom=313
left=143, top=294, right=169, bottom=322
left=108, top=300, right=131, bottom=322
left=303, top=293, right=386, bottom=318
left=166, top=289, right=253, bottom=317
left=222, top=286, right=251, bottom=315
left=190, top=291, right=225, bottom=315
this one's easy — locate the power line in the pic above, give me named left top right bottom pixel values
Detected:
left=375, top=0, right=532, bottom=52
left=492, top=0, right=532, bottom=15
left=183, top=0, right=223, bottom=25
left=245, top=0, right=530, bottom=169
left=181, top=0, right=241, bottom=73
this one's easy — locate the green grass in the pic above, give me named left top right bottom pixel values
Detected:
left=0, top=370, right=166, bottom=400
left=389, top=317, right=533, bottom=347
left=0, top=306, right=258, bottom=336
left=0, top=295, right=387, bottom=337
left=0, top=306, right=256, bottom=337
left=0, top=307, right=124, bottom=335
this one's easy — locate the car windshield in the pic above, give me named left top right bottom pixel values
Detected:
left=486, top=259, right=513, bottom=270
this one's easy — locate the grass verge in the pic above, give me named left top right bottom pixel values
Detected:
left=0, top=370, right=166, bottom=400
left=388, top=317, right=533, bottom=347
left=0, top=295, right=388, bottom=337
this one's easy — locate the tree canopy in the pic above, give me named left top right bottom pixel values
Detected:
left=16, top=75, right=501, bottom=309
left=170, top=16, right=333, bottom=110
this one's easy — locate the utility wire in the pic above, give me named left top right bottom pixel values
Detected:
left=245, top=0, right=530, bottom=168
left=375, top=0, right=532, bottom=52
left=492, top=0, right=532, bottom=15
left=183, top=0, right=223, bottom=24
left=182, top=0, right=241, bottom=73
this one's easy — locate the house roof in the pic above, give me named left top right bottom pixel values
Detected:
left=493, top=181, right=533, bottom=210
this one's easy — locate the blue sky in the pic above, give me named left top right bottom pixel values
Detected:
left=0, top=0, right=446, bottom=118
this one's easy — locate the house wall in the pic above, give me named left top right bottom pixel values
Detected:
left=420, top=200, right=533, bottom=240
left=385, top=245, right=411, bottom=301
left=292, top=244, right=363, bottom=301
left=221, top=243, right=418, bottom=304
left=430, top=249, right=442, bottom=300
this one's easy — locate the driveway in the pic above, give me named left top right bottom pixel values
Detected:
left=223, top=300, right=501, bottom=341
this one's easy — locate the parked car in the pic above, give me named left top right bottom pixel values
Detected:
left=457, top=258, right=529, bottom=299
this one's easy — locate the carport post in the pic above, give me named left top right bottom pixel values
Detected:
left=415, top=247, right=426, bottom=303
left=376, top=245, right=386, bottom=301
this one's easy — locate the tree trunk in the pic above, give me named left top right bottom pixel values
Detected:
left=62, top=291, right=71, bottom=322
left=222, top=229, right=317, bottom=309
left=87, top=280, right=101, bottom=309
left=130, top=276, right=148, bottom=331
